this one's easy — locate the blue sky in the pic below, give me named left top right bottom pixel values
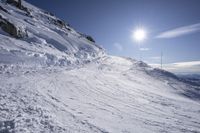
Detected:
left=26, top=0, right=200, bottom=74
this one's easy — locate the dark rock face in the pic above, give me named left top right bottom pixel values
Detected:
left=86, top=36, right=95, bottom=43
left=0, top=15, right=28, bottom=38
left=6, top=0, right=29, bottom=12
left=0, top=5, right=9, bottom=13
left=6, top=0, right=21, bottom=9
left=41, top=13, right=66, bottom=29
left=1, top=1, right=28, bottom=38
left=51, top=18, right=70, bottom=29
left=79, top=33, right=95, bottom=43
left=54, top=19, right=65, bottom=28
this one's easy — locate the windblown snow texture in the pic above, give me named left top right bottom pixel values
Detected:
left=0, top=0, right=200, bottom=133
left=0, top=0, right=104, bottom=67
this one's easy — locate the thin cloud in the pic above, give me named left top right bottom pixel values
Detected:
left=113, top=42, right=123, bottom=51
left=156, top=23, right=200, bottom=39
left=150, top=61, right=200, bottom=74
left=139, top=48, right=150, bottom=51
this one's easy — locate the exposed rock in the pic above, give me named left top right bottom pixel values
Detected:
left=6, top=0, right=21, bottom=8
left=85, top=35, right=95, bottom=43
left=0, top=15, right=28, bottom=38
left=53, top=19, right=66, bottom=28
left=6, top=0, right=29, bottom=12
left=80, top=33, right=95, bottom=43
left=0, top=5, right=9, bottom=13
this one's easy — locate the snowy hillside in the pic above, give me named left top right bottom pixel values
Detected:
left=1, top=56, right=200, bottom=133
left=0, top=0, right=104, bottom=67
left=0, top=0, right=200, bottom=133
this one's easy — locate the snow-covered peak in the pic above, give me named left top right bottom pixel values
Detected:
left=0, top=0, right=105, bottom=67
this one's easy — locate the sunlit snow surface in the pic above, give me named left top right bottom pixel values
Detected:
left=0, top=1, right=104, bottom=66
left=0, top=56, right=200, bottom=133
left=0, top=1, right=200, bottom=133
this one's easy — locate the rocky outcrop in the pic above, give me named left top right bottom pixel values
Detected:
left=53, top=19, right=66, bottom=28
left=6, top=0, right=22, bottom=9
left=0, top=5, right=9, bottom=13
left=80, top=33, right=95, bottom=43
left=85, top=35, right=95, bottom=43
left=6, top=0, right=29, bottom=14
left=0, top=15, right=28, bottom=38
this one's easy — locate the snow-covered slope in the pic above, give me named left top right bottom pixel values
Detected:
left=0, top=0, right=104, bottom=67
left=0, top=56, right=200, bottom=133
left=0, top=1, right=200, bottom=133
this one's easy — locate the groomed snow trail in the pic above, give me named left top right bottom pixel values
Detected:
left=0, top=56, right=200, bottom=133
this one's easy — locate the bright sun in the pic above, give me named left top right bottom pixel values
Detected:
left=132, top=28, right=147, bottom=42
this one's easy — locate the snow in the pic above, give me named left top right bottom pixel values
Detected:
left=0, top=56, right=200, bottom=133
left=0, top=1, right=104, bottom=67
left=0, top=1, right=200, bottom=133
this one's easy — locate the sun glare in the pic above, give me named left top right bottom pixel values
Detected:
left=132, top=28, right=147, bottom=42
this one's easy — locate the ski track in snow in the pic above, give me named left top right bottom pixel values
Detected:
left=0, top=56, right=200, bottom=133
left=0, top=1, right=200, bottom=132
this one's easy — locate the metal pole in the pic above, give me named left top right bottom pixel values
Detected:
left=161, top=52, right=163, bottom=69
left=138, top=42, right=142, bottom=61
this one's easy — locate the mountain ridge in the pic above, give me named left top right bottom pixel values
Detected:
left=0, top=0, right=105, bottom=67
